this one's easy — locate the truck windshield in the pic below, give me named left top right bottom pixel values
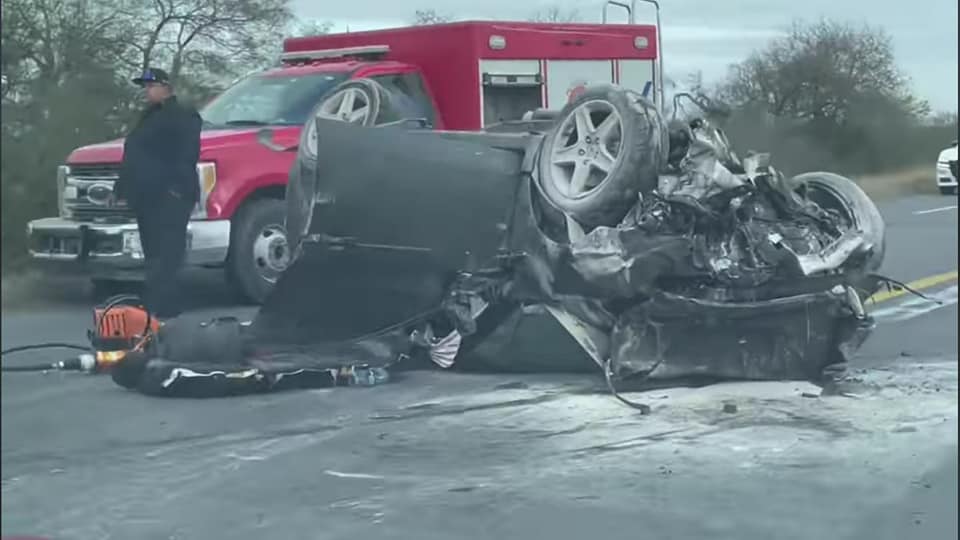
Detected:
left=201, top=72, right=349, bottom=128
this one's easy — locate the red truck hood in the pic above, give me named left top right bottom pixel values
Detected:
left=66, top=127, right=301, bottom=164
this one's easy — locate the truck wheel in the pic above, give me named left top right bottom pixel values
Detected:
left=536, top=84, right=666, bottom=228
left=227, top=198, right=289, bottom=304
left=939, top=186, right=957, bottom=195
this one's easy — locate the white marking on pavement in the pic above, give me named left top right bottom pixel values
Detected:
left=913, top=205, right=958, bottom=215
left=324, top=470, right=386, bottom=480
left=871, top=285, right=958, bottom=323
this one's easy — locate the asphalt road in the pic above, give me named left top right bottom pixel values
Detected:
left=1, top=194, right=957, bottom=540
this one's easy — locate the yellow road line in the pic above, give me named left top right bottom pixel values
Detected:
left=867, top=270, right=959, bottom=304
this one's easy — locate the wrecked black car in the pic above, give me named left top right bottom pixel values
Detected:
left=113, top=80, right=886, bottom=398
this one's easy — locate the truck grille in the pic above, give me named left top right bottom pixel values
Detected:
left=64, top=164, right=134, bottom=221
left=951, top=160, right=958, bottom=180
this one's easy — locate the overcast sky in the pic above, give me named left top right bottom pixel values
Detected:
left=292, top=0, right=958, bottom=113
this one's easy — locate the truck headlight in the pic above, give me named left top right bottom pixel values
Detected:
left=123, top=231, right=144, bottom=259
left=57, top=165, right=72, bottom=218
left=192, top=162, right=217, bottom=219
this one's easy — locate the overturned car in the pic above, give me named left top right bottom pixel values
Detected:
left=114, top=81, right=886, bottom=398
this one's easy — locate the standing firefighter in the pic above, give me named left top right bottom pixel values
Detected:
left=114, top=68, right=202, bottom=320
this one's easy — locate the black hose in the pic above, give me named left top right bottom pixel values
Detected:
left=2, top=363, right=61, bottom=372
left=1, top=342, right=91, bottom=356
left=0, top=343, right=92, bottom=372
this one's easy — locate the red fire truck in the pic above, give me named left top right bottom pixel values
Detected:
left=27, top=3, right=662, bottom=303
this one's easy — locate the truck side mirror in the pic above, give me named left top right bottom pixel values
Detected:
left=256, top=128, right=299, bottom=152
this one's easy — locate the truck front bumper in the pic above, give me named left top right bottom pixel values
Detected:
left=27, top=217, right=231, bottom=279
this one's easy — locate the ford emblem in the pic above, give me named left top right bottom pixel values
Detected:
left=87, top=183, right=113, bottom=205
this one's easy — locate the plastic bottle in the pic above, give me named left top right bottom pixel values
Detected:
left=346, top=365, right=390, bottom=387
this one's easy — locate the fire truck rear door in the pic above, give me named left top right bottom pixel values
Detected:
left=544, top=60, right=614, bottom=109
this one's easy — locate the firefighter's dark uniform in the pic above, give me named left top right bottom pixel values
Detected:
left=115, top=69, right=202, bottom=319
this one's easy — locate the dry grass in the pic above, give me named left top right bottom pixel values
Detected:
left=852, top=165, right=939, bottom=201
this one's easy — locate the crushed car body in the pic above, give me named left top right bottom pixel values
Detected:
left=113, top=82, right=887, bottom=398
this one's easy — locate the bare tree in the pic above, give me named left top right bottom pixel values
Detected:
left=2, top=0, right=126, bottom=99
left=108, top=0, right=292, bottom=82
left=528, top=5, right=582, bottom=23
left=0, top=0, right=294, bottom=265
left=412, top=9, right=451, bottom=25
left=290, top=19, right=334, bottom=38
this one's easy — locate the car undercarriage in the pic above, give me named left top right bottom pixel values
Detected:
left=112, top=82, right=888, bottom=399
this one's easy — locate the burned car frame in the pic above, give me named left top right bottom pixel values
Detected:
left=246, top=80, right=884, bottom=388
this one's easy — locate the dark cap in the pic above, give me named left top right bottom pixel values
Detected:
left=132, top=67, right=171, bottom=87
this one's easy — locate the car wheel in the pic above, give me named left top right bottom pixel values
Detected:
left=786, top=172, right=886, bottom=273
left=298, top=79, right=387, bottom=162
left=939, top=186, right=958, bottom=195
left=536, top=84, right=666, bottom=228
left=315, top=78, right=386, bottom=126
left=227, top=198, right=289, bottom=304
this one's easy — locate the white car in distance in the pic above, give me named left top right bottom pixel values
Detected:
left=937, top=140, right=958, bottom=195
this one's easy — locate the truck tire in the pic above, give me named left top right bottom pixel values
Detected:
left=940, top=185, right=957, bottom=196
left=786, top=172, right=886, bottom=273
left=226, top=198, right=289, bottom=304
left=536, top=84, right=666, bottom=228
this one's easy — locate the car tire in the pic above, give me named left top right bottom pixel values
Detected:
left=536, top=84, right=666, bottom=228
left=297, top=79, right=390, bottom=164
left=226, top=198, right=289, bottom=304
left=786, top=172, right=886, bottom=273
left=314, top=78, right=386, bottom=126
left=939, top=186, right=957, bottom=195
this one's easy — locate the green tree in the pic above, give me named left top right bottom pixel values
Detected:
left=721, top=19, right=928, bottom=126
left=718, top=19, right=935, bottom=174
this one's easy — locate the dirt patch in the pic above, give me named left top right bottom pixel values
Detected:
left=854, top=166, right=940, bottom=200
